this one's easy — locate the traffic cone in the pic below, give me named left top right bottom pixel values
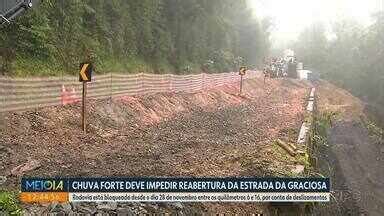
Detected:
left=70, top=87, right=78, bottom=103
left=61, top=85, right=69, bottom=105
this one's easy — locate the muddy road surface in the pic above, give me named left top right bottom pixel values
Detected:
left=315, top=81, right=384, bottom=216
left=330, top=121, right=384, bottom=215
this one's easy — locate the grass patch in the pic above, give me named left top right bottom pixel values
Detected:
left=312, top=111, right=338, bottom=148
left=271, top=142, right=296, bottom=162
left=0, top=191, right=22, bottom=215
left=99, top=57, right=154, bottom=74
left=8, top=55, right=176, bottom=77
left=296, top=153, right=310, bottom=167
left=309, top=111, right=338, bottom=177
left=360, top=116, right=383, bottom=141
left=12, top=56, right=63, bottom=77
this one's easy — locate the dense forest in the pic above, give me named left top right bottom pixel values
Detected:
left=0, top=0, right=271, bottom=76
left=294, top=13, right=384, bottom=107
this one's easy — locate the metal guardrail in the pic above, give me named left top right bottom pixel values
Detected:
left=1, top=0, right=33, bottom=24
left=0, top=71, right=259, bottom=112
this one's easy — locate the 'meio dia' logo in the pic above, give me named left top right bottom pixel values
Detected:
left=25, top=180, right=64, bottom=191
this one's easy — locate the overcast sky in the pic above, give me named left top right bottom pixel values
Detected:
left=248, top=0, right=384, bottom=47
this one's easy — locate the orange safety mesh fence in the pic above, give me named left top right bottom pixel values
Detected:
left=0, top=71, right=259, bottom=112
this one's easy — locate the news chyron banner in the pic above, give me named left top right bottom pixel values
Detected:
left=20, top=177, right=330, bottom=203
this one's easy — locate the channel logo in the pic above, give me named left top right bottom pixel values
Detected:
left=21, top=178, right=69, bottom=203
left=22, top=178, right=66, bottom=192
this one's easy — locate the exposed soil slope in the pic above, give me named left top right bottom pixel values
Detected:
left=316, top=80, right=364, bottom=120
left=0, top=76, right=310, bottom=215
left=315, top=80, right=384, bottom=216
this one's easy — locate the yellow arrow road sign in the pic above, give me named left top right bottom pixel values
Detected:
left=239, top=66, right=247, bottom=75
left=80, top=63, right=89, bottom=81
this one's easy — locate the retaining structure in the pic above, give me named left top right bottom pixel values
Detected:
left=297, top=87, right=316, bottom=170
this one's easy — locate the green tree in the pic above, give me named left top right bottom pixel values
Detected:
left=0, top=0, right=271, bottom=76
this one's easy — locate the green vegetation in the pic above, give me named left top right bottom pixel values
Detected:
left=0, top=0, right=271, bottom=76
left=271, top=141, right=296, bottom=162
left=296, top=153, right=310, bottom=168
left=360, top=116, right=384, bottom=141
left=312, top=111, right=337, bottom=149
left=293, top=13, right=384, bottom=109
left=0, top=191, right=22, bottom=216
left=309, top=111, right=338, bottom=178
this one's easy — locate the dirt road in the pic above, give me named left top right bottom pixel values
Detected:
left=315, top=81, right=384, bottom=216
left=330, top=121, right=384, bottom=215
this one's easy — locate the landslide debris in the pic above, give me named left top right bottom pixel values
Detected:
left=0, top=77, right=309, bottom=214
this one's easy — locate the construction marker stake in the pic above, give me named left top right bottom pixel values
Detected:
left=82, top=82, right=87, bottom=133
left=240, top=75, right=243, bottom=95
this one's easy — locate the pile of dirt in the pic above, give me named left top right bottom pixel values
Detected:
left=0, top=76, right=310, bottom=214
left=316, top=80, right=364, bottom=120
